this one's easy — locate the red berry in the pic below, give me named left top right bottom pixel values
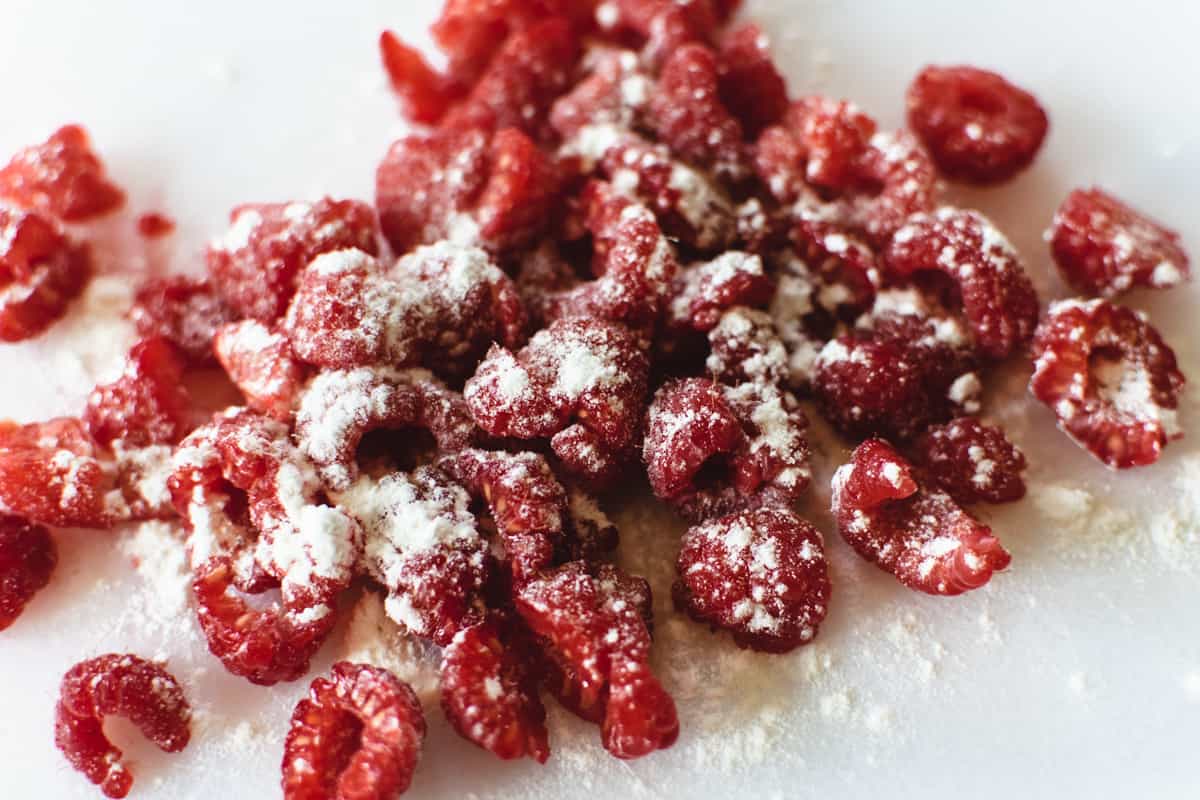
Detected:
left=667, top=251, right=774, bottom=334
left=604, top=0, right=723, bottom=68
left=705, top=307, right=790, bottom=388
left=674, top=506, right=831, bottom=653
left=906, top=65, right=1048, bottom=185
left=0, top=515, right=56, bottom=631
left=213, top=320, right=308, bottom=421
left=550, top=48, right=652, bottom=137
left=83, top=337, right=194, bottom=449
left=135, top=212, right=175, bottom=238
left=1030, top=298, right=1185, bottom=469
left=475, top=128, right=561, bottom=254
left=0, top=417, right=114, bottom=529
left=753, top=125, right=809, bottom=205
left=55, top=654, right=190, bottom=799
left=716, top=24, right=789, bottom=138
left=912, top=417, right=1027, bottom=504
left=0, top=205, right=91, bottom=342
left=379, top=30, right=463, bottom=124
left=850, top=130, right=938, bottom=247
left=0, top=125, right=125, bottom=221
left=1049, top=187, right=1191, bottom=297
left=129, top=276, right=237, bottom=365
left=282, top=662, right=426, bottom=800
left=431, top=0, right=587, bottom=82
left=832, top=439, right=1011, bottom=595
left=789, top=96, right=878, bottom=193
left=787, top=220, right=878, bottom=334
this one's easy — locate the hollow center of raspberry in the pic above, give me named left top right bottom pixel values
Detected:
left=356, top=427, right=439, bottom=478
left=693, top=454, right=734, bottom=494
left=323, top=710, right=365, bottom=785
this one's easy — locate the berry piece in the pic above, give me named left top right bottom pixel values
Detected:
left=213, top=320, right=308, bottom=421
left=129, top=276, right=237, bottom=365
left=54, top=654, right=190, bottom=799
left=0, top=205, right=91, bottom=342
left=789, top=96, right=878, bottom=192
left=667, top=251, right=773, bottom=334
left=1030, top=298, right=1185, bottom=469
left=207, top=197, right=380, bottom=321
left=705, top=307, right=790, bottom=387
left=550, top=48, right=653, bottom=136
left=906, top=65, right=1048, bottom=185
left=0, top=417, right=114, bottom=528
left=716, top=24, right=789, bottom=138
left=83, top=337, right=194, bottom=449
left=0, top=515, right=56, bottom=631
left=851, top=130, right=938, bottom=246
left=885, top=207, right=1040, bottom=360
left=135, top=212, right=175, bottom=238
left=1049, top=187, right=1191, bottom=297
left=647, top=43, right=745, bottom=178
left=379, top=30, right=463, bottom=124
left=912, top=417, right=1027, bottom=504
left=440, top=618, right=549, bottom=762
left=674, top=507, right=830, bottom=653
left=282, top=661, right=426, bottom=800
left=0, top=125, right=125, bottom=221
left=832, top=438, right=1011, bottom=595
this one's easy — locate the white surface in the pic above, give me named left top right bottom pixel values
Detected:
left=2, top=0, right=1199, bottom=798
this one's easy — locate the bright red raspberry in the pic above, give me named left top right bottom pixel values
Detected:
left=0, top=205, right=91, bottom=342
left=379, top=30, right=464, bottom=124
left=0, top=125, right=125, bottom=221
left=603, top=0, right=724, bottom=68
left=213, top=320, right=308, bottom=421
left=787, top=221, right=878, bottom=335
left=912, top=417, right=1027, bottom=504
left=647, top=43, right=745, bottom=178
left=83, top=337, right=194, bottom=449
left=789, top=96, right=878, bottom=192
left=431, top=0, right=590, bottom=81
left=0, top=515, right=56, bottom=631
left=716, top=24, right=789, bottom=138
left=129, top=276, right=237, bottom=365
left=475, top=128, right=561, bottom=254
left=0, top=418, right=114, bottom=528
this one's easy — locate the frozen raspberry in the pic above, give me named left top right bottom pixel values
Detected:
left=559, top=485, right=620, bottom=563
left=716, top=24, right=789, bottom=138
left=207, top=197, right=380, bottom=321
left=0, top=205, right=91, bottom=342
left=674, top=507, right=830, bottom=653
left=55, top=654, right=190, bottom=799
left=833, top=439, right=1011, bottom=595
left=464, top=318, right=649, bottom=488
left=647, top=44, right=745, bottom=178
left=0, top=125, right=125, bottom=221
left=0, top=417, right=114, bottom=528
left=851, top=130, right=938, bottom=246
left=790, top=96, right=878, bottom=192
left=135, top=212, right=175, bottom=238
left=83, top=337, right=194, bottom=449
left=516, top=561, right=678, bottom=759
left=885, top=207, right=1039, bottom=360
left=213, top=320, right=308, bottom=421
left=439, top=448, right=566, bottom=585
left=1049, top=187, right=1191, bottom=297
left=550, top=48, right=653, bottom=136
left=912, top=417, right=1026, bottom=504
left=129, top=276, right=237, bottom=365
left=705, top=307, right=790, bottom=387
left=440, top=617, right=549, bottom=762
left=340, top=467, right=488, bottom=645
left=0, top=515, right=56, bottom=631
left=379, top=30, right=463, bottom=124
left=667, top=251, right=773, bottom=333
left=1030, top=298, right=1185, bottom=469
left=907, top=65, right=1048, bottom=185
left=283, top=661, right=426, bottom=800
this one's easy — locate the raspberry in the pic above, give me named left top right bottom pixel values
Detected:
left=213, top=320, right=308, bottom=421
left=515, top=241, right=579, bottom=328
left=789, top=96, right=878, bottom=192
left=753, top=125, right=809, bottom=205
left=129, top=276, right=237, bottom=365
left=83, top=337, right=194, bottom=449
left=54, top=654, right=191, bottom=799
left=787, top=221, right=878, bottom=335
left=647, top=44, right=745, bottom=178
left=0, top=125, right=125, bottom=221
left=440, top=618, right=549, bottom=762
left=906, top=65, right=1048, bottom=185
left=1030, top=298, right=1185, bottom=469
left=0, top=418, right=114, bottom=528
left=282, top=662, right=426, bottom=800
left=716, top=24, right=789, bottom=138
left=705, top=307, right=789, bottom=387
left=885, top=207, right=1040, bottom=360
left=832, top=439, right=1012, bottom=595
left=464, top=319, right=649, bottom=488
left=674, top=507, right=830, bottom=653
left=135, top=212, right=175, bottom=238
left=379, top=30, right=463, bottom=124
left=0, top=515, right=56, bottom=631
left=1049, top=187, right=1191, bottom=297
left=643, top=378, right=811, bottom=522
left=475, top=128, right=561, bottom=254
left=851, top=130, right=938, bottom=246
left=0, top=205, right=91, bottom=342
left=733, top=197, right=789, bottom=255
left=767, top=260, right=827, bottom=390
left=431, top=0, right=586, bottom=82
left=550, top=48, right=652, bottom=136
left=207, top=197, right=380, bottom=321
left=667, top=251, right=774, bottom=334
left=604, top=0, right=724, bottom=68
left=912, top=417, right=1027, bottom=504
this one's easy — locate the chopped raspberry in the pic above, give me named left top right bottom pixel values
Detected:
left=340, top=467, right=488, bottom=645
left=129, top=276, right=237, bottom=365
left=550, top=48, right=653, bottom=136
left=0, top=417, right=114, bottom=528
left=1049, top=187, right=1191, bottom=297
left=464, top=318, right=649, bottom=488
left=907, top=65, right=1048, bottom=185
left=789, top=96, right=878, bottom=192
left=674, top=507, right=830, bottom=653
left=705, top=307, right=790, bottom=387
left=207, top=197, right=380, bottom=322
left=379, top=30, right=463, bottom=124
left=83, top=337, right=194, bottom=449
left=55, top=654, right=190, bottom=799
left=0, top=205, right=91, bottom=342
left=667, top=251, right=774, bottom=333
left=885, top=207, right=1039, bottom=360
left=0, top=125, right=125, bottom=221
left=0, top=515, right=56, bottom=631
left=851, top=130, right=938, bottom=246
left=1030, top=298, right=1185, bottom=469
left=440, top=618, right=549, bottom=762
left=213, top=320, right=308, bottom=421
left=283, top=662, right=426, bottom=800
left=647, top=43, right=745, bottom=178
left=559, top=485, right=620, bottom=563
left=832, top=438, right=1012, bottom=595
left=912, top=417, right=1027, bottom=504
left=716, top=24, right=789, bottom=138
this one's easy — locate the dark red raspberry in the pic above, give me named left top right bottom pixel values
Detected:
left=0, top=417, right=115, bottom=528
left=789, top=96, right=878, bottom=192
left=674, top=507, right=830, bottom=653
left=440, top=618, right=549, bottom=762
left=1030, top=298, right=1185, bottom=469
left=716, top=24, right=789, bottom=138
left=705, top=307, right=789, bottom=387
left=206, top=197, right=380, bottom=322
left=0, top=515, right=56, bottom=631
left=0, top=205, right=91, bottom=342
left=912, top=417, right=1027, bottom=504
left=832, top=438, right=1012, bottom=595
left=550, top=48, right=653, bottom=137
left=850, top=130, right=938, bottom=246
left=885, top=207, right=1040, bottom=360
left=379, top=30, right=463, bottom=124
left=667, top=251, right=773, bottom=334
left=83, top=337, right=194, bottom=449
left=55, top=654, right=191, bottom=799
left=135, top=212, right=175, bottom=238
left=213, top=320, right=308, bottom=421
left=906, top=65, right=1048, bottom=185
left=647, top=43, right=745, bottom=178
left=1049, top=187, right=1191, bottom=297
left=129, top=276, right=237, bottom=366
left=0, top=125, right=125, bottom=221
left=282, top=661, right=426, bottom=800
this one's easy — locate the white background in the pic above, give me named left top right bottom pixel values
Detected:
left=0, top=1, right=1198, bottom=797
